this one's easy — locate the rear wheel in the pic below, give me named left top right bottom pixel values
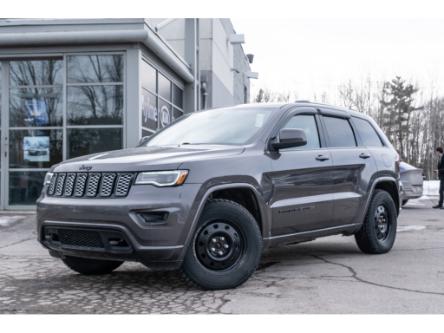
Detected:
left=402, top=199, right=409, bottom=206
left=62, top=256, right=123, bottom=275
left=182, top=199, right=262, bottom=290
left=355, top=190, right=397, bottom=254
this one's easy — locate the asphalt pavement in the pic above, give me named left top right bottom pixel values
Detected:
left=0, top=196, right=443, bottom=314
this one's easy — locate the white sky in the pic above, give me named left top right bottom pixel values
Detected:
left=232, top=18, right=444, bottom=102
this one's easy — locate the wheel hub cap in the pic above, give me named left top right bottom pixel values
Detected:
left=195, top=221, right=243, bottom=270
left=374, top=205, right=389, bottom=240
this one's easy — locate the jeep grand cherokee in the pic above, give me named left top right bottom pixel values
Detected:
left=37, top=102, right=400, bottom=290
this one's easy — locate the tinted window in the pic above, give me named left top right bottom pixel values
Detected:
left=9, top=129, right=63, bottom=169
left=67, top=85, right=123, bottom=125
left=67, top=55, right=123, bottom=83
left=353, top=117, right=383, bottom=147
left=323, top=116, right=356, bottom=147
left=10, top=87, right=63, bottom=127
left=10, top=59, right=63, bottom=86
left=141, top=61, right=157, bottom=93
left=283, top=115, right=320, bottom=149
left=158, top=73, right=171, bottom=101
left=172, top=84, right=183, bottom=108
left=67, top=128, right=122, bottom=159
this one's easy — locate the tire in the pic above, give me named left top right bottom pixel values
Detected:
left=182, top=199, right=262, bottom=290
left=402, top=199, right=409, bottom=206
left=355, top=190, right=397, bottom=254
left=62, top=256, right=123, bottom=275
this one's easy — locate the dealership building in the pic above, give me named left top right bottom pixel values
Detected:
left=0, top=18, right=256, bottom=209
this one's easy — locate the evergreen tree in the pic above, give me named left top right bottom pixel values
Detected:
left=380, top=76, right=421, bottom=160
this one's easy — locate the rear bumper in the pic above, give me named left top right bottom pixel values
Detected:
left=37, top=183, right=202, bottom=269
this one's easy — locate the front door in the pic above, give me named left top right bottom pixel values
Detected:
left=268, top=110, right=336, bottom=236
left=0, top=58, right=64, bottom=209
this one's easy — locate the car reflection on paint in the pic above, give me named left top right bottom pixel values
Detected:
left=400, top=162, right=424, bottom=206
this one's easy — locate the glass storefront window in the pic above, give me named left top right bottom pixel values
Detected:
left=158, top=73, right=171, bottom=101
left=10, top=60, right=63, bottom=87
left=67, top=128, right=122, bottom=159
left=9, top=129, right=63, bottom=169
left=158, top=98, right=172, bottom=128
left=172, top=84, right=183, bottom=108
left=10, top=87, right=63, bottom=127
left=67, top=55, right=123, bottom=83
left=140, top=61, right=183, bottom=133
left=141, top=61, right=157, bottom=93
left=67, top=85, right=123, bottom=125
left=141, top=90, right=158, bottom=131
left=9, top=171, right=46, bottom=205
left=142, top=129, right=153, bottom=138
left=173, top=107, right=184, bottom=121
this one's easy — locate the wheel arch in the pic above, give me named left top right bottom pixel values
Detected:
left=182, top=183, right=269, bottom=259
left=366, top=177, right=401, bottom=218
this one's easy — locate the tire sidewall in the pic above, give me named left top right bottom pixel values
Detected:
left=183, top=200, right=262, bottom=289
left=365, top=190, right=397, bottom=252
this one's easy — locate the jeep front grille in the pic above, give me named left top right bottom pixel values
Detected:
left=47, top=172, right=135, bottom=198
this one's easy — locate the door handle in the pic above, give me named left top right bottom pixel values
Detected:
left=315, top=154, right=330, bottom=161
left=359, top=152, right=371, bottom=159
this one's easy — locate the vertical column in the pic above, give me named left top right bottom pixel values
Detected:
left=184, top=18, right=200, bottom=113
left=125, top=47, right=142, bottom=147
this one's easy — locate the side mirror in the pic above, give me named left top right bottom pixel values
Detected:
left=137, top=136, right=150, bottom=147
left=271, top=128, right=307, bottom=150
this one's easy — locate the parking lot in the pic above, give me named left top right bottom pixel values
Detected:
left=0, top=196, right=443, bottom=314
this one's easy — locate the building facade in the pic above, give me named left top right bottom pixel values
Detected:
left=0, top=18, right=256, bottom=209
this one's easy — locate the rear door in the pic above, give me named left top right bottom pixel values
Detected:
left=319, top=110, right=376, bottom=226
left=268, top=108, right=336, bottom=236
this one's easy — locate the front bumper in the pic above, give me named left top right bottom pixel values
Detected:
left=37, top=183, right=202, bottom=270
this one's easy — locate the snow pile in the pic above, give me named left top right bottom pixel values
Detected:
left=422, top=180, right=440, bottom=197
left=0, top=215, right=26, bottom=227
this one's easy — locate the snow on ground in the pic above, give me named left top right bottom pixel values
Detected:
left=0, top=215, right=27, bottom=227
left=422, top=180, right=440, bottom=197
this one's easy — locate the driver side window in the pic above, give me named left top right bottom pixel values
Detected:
left=282, top=114, right=320, bottom=150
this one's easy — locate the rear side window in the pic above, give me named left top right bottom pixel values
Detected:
left=322, top=116, right=356, bottom=147
left=353, top=117, right=384, bottom=147
left=282, top=114, right=320, bottom=149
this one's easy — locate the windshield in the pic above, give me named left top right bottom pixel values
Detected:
left=145, top=107, right=272, bottom=146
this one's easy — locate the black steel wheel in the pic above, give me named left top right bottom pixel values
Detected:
left=195, top=221, right=244, bottom=271
left=355, top=189, right=397, bottom=254
left=374, top=204, right=390, bottom=241
left=182, top=199, right=262, bottom=290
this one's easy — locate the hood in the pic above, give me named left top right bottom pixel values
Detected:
left=53, top=145, right=245, bottom=172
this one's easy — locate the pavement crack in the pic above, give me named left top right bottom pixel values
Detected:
left=311, top=254, right=444, bottom=297
left=0, top=237, right=34, bottom=250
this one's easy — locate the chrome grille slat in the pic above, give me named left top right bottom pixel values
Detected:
left=54, top=173, right=66, bottom=196
left=48, top=174, right=57, bottom=195
left=115, top=173, right=134, bottom=197
left=63, top=173, right=76, bottom=196
left=99, top=173, right=116, bottom=197
left=48, top=172, right=133, bottom=198
left=74, top=173, right=88, bottom=197
left=86, top=173, right=101, bottom=197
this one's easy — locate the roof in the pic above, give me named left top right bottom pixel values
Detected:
left=0, top=18, right=194, bottom=83
left=233, top=102, right=374, bottom=120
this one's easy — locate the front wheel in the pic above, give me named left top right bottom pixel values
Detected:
left=355, top=190, right=397, bottom=254
left=182, top=199, right=262, bottom=290
left=62, top=256, right=123, bottom=275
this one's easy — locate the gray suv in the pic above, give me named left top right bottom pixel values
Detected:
left=37, top=102, right=400, bottom=290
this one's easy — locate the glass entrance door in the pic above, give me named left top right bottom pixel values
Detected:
left=1, top=58, right=64, bottom=208
left=0, top=54, right=125, bottom=209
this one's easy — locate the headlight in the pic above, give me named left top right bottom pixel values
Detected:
left=44, top=172, right=54, bottom=186
left=135, top=170, right=188, bottom=187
